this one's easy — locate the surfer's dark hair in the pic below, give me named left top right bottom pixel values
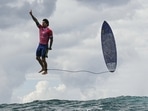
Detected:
left=43, top=19, right=49, bottom=26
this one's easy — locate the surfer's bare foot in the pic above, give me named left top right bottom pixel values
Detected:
left=42, top=70, right=48, bottom=75
left=38, top=69, right=44, bottom=73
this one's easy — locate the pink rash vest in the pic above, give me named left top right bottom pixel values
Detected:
left=38, top=25, right=53, bottom=45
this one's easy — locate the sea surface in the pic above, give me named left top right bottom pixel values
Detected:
left=0, top=96, right=148, bottom=111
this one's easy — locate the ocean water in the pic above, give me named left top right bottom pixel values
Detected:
left=0, top=96, right=148, bottom=111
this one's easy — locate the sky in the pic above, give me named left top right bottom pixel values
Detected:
left=0, top=0, right=148, bottom=104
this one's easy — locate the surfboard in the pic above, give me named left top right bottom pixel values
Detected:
left=101, top=21, right=117, bottom=72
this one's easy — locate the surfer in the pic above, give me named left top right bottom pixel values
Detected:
left=29, top=10, right=53, bottom=75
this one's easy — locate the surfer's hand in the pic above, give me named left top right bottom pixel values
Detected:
left=48, top=47, right=52, bottom=50
left=29, top=10, right=33, bottom=15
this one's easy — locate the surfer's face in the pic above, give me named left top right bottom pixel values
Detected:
left=42, top=21, right=47, bottom=27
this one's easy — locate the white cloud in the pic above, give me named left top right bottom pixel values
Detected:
left=54, top=84, right=66, bottom=92
left=21, top=81, right=67, bottom=103
left=22, top=81, right=49, bottom=103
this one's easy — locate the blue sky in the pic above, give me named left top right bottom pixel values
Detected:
left=0, top=0, right=148, bottom=103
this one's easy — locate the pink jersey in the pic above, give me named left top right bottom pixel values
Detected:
left=38, top=25, right=53, bottom=45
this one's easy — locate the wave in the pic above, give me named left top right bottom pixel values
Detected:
left=0, top=96, right=148, bottom=111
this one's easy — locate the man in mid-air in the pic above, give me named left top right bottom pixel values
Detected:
left=29, top=10, right=53, bottom=75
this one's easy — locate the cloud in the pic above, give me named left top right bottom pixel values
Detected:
left=76, top=0, right=131, bottom=8
left=0, top=65, right=26, bottom=103
left=0, top=0, right=57, bottom=29
left=21, top=80, right=101, bottom=103
left=21, top=81, right=67, bottom=103
left=28, top=0, right=57, bottom=17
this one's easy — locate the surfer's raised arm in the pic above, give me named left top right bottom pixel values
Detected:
left=29, top=10, right=40, bottom=27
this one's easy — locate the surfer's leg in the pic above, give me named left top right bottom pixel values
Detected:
left=36, top=56, right=44, bottom=73
left=40, top=45, right=48, bottom=74
left=36, top=44, right=46, bottom=73
left=41, top=57, right=48, bottom=74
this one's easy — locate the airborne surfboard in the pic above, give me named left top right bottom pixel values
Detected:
left=101, top=21, right=117, bottom=72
